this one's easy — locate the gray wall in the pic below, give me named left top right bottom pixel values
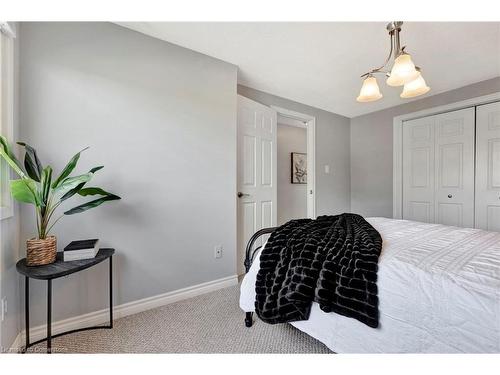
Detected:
left=19, top=22, right=238, bottom=326
left=238, top=85, right=351, bottom=216
left=0, top=206, right=19, bottom=352
left=277, top=124, right=307, bottom=224
left=0, top=24, right=21, bottom=351
left=350, top=77, right=500, bottom=218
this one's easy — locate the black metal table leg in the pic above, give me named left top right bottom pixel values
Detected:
left=109, top=256, right=113, bottom=328
left=24, top=276, right=29, bottom=352
left=47, top=279, right=52, bottom=354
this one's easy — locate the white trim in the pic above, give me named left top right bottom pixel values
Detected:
left=0, top=206, right=13, bottom=220
left=392, top=92, right=500, bottom=219
left=307, top=119, right=316, bottom=219
left=392, top=119, right=403, bottom=219
left=0, top=29, right=15, bottom=220
left=0, top=23, right=16, bottom=38
left=8, top=275, right=238, bottom=352
left=271, top=106, right=317, bottom=219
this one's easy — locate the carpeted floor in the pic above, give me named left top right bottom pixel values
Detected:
left=28, top=285, right=332, bottom=353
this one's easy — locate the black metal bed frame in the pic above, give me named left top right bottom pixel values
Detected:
left=243, top=226, right=277, bottom=328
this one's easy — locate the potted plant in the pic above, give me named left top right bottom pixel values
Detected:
left=0, top=135, right=120, bottom=266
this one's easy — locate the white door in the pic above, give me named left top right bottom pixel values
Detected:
left=475, top=101, right=500, bottom=232
left=402, top=108, right=475, bottom=227
left=237, top=95, right=277, bottom=274
left=434, top=108, right=475, bottom=227
left=403, top=115, right=436, bottom=223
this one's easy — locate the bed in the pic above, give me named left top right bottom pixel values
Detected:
left=239, top=217, right=500, bottom=353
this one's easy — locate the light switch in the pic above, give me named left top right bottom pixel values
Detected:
left=324, top=165, right=330, bottom=174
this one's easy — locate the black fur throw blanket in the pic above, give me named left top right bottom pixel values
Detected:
left=255, top=213, right=383, bottom=328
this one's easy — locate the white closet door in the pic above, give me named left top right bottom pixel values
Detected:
left=403, top=116, right=436, bottom=223
left=237, top=95, right=277, bottom=275
left=434, top=108, right=475, bottom=228
left=475, top=101, right=500, bottom=232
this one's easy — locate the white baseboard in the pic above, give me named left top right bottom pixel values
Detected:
left=10, top=274, right=238, bottom=351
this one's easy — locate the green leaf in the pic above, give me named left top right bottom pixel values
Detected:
left=60, top=166, right=103, bottom=201
left=52, top=147, right=89, bottom=188
left=17, top=142, right=43, bottom=182
left=40, top=166, right=53, bottom=205
left=89, top=166, right=104, bottom=174
left=64, top=194, right=121, bottom=215
left=53, top=173, right=93, bottom=197
left=0, top=135, right=26, bottom=178
left=77, top=187, right=111, bottom=197
left=10, top=179, right=39, bottom=205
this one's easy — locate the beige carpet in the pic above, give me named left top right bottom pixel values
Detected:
left=28, top=285, right=332, bottom=353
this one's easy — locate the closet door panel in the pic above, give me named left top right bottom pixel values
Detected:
left=476, top=101, right=500, bottom=232
left=402, top=116, right=435, bottom=223
left=434, top=108, right=475, bottom=228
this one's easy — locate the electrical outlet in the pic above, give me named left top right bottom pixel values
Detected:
left=214, top=245, right=223, bottom=259
left=1, top=297, right=6, bottom=322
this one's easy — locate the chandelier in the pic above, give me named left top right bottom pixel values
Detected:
left=357, top=21, right=430, bottom=102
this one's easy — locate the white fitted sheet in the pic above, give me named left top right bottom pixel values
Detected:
left=239, top=218, right=500, bottom=353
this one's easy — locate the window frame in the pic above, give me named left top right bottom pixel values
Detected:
left=0, top=25, right=15, bottom=220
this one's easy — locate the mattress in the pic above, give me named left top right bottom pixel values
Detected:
left=239, top=217, right=500, bottom=353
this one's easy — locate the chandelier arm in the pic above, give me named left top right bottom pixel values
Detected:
left=394, top=28, right=401, bottom=55
left=360, top=32, right=394, bottom=78
left=361, top=70, right=389, bottom=77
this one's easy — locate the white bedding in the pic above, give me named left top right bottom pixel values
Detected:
left=239, top=217, right=500, bottom=353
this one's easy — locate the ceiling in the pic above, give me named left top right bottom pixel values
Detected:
left=118, top=22, right=500, bottom=118
left=278, top=114, right=307, bottom=128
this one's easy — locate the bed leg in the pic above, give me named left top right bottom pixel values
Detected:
left=245, top=312, right=253, bottom=327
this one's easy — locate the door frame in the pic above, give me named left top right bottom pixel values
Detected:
left=393, top=92, right=500, bottom=219
left=271, top=106, right=316, bottom=219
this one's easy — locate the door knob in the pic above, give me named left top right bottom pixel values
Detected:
left=238, top=192, right=250, bottom=198
left=448, top=194, right=453, bottom=198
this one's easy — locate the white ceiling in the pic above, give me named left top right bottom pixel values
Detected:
left=118, top=22, right=500, bottom=118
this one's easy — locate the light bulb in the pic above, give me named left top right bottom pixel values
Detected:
left=386, top=53, right=421, bottom=87
left=356, top=75, right=383, bottom=102
left=400, top=75, right=430, bottom=98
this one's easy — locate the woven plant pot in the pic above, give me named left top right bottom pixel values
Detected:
left=26, top=236, right=57, bottom=266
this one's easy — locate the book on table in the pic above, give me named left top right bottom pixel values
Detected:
left=63, top=239, right=100, bottom=261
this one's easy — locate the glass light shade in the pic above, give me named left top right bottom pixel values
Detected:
left=356, top=76, right=383, bottom=102
left=400, top=75, right=430, bottom=98
left=386, top=53, right=421, bottom=87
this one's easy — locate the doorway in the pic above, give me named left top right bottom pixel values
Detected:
left=236, top=96, right=316, bottom=275
left=277, top=115, right=309, bottom=225
left=273, top=106, right=316, bottom=221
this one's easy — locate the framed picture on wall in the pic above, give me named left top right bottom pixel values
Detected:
left=291, top=152, right=307, bottom=184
